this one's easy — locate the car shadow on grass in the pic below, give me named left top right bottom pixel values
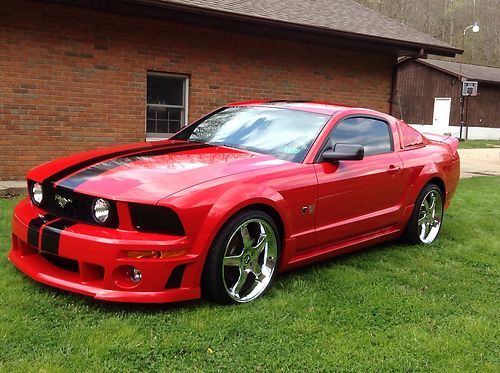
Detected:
left=26, top=280, right=206, bottom=313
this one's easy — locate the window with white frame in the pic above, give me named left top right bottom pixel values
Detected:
left=146, top=73, right=188, bottom=138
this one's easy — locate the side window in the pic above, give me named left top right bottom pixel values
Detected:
left=330, top=117, right=392, bottom=156
left=146, top=73, right=188, bottom=138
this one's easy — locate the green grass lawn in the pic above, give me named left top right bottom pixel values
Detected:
left=1, top=178, right=499, bottom=372
left=459, top=139, right=500, bottom=149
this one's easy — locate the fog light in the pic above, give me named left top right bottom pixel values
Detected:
left=129, top=267, right=142, bottom=284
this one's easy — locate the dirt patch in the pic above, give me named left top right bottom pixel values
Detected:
left=458, top=149, right=500, bottom=178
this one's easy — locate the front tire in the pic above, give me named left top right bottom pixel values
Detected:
left=203, top=210, right=280, bottom=304
left=403, top=183, right=444, bottom=244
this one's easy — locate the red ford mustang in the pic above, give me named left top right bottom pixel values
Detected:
left=9, top=101, right=460, bottom=304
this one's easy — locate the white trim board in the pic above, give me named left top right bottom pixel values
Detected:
left=410, top=124, right=500, bottom=140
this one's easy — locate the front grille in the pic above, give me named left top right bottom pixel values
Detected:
left=41, top=252, right=79, bottom=273
left=38, top=183, right=119, bottom=228
left=165, top=265, right=186, bottom=289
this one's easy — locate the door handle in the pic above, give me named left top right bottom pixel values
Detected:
left=387, top=165, right=401, bottom=174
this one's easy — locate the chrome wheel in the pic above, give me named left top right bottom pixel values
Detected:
left=222, top=218, right=278, bottom=303
left=417, top=189, right=443, bottom=244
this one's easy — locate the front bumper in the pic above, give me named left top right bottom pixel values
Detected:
left=8, top=198, right=202, bottom=303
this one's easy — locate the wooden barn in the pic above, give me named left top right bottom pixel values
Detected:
left=392, top=59, right=500, bottom=140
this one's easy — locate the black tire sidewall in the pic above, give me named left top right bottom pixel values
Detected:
left=202, top=209, right=281, bottom=304
left=403, top=183, right=444, bottom=245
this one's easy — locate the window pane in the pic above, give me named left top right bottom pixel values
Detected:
left=147, top=106, right=183, bottom=134
left=156, top=120, right=169, bottom=134
left=331, top=117, right=392, bottom=155
left=168, top=108, right=182, bottom=133
left=147, top=75, right=184, bottom=106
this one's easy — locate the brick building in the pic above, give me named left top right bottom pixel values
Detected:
left=0, top=0, right=459, bottom=180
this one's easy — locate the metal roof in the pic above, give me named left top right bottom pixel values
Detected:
left=417, top=59, right=500, bottom=84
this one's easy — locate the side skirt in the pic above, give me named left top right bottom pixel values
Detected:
left=282, top=227, right=402, bottom=272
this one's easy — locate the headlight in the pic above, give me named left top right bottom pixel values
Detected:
left=31, top=182, right=43, bottom=205
left=93, top=198, right=110, bottom=224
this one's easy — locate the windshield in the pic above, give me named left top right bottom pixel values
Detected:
left=172, top=106, right=330, bottom=162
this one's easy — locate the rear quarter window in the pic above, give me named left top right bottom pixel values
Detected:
left=398, top=121, right=424, bottom=148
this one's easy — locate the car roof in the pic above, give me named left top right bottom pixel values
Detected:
left=227, top=100, right=352, bottom=116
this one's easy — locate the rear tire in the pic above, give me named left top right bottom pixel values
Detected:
left=403, top=183, right=444, bottom=245
left=202, top=210, right=280, bottom=304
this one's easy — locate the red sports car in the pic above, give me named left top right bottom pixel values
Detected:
left=9, top=101, right=460, bottom=304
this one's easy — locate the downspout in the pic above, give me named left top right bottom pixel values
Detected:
left=390, top=61, right=403, bottom=119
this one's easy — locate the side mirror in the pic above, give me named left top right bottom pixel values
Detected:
left=321, top=143, right=364, bottom=162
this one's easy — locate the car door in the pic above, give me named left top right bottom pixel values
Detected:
left=313, top=115, right=408, bottom=247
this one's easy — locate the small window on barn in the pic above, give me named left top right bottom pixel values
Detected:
left=330, top=117, right=392, bottom=156
left=146, top=73, right=188, bottom=138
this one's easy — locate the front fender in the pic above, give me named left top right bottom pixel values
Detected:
left=199, top=183, right=291, bottom=240
left=159, top=182, right=291, bottom=290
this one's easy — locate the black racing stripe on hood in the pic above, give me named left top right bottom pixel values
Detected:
left=40, top=219, right=77, bottom=255
left=57, top=142, right=211, bottom=190
left=42, top=141, right=195, bottom=186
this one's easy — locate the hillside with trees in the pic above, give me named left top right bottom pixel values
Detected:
left=355, top=0, right=500, bottom=67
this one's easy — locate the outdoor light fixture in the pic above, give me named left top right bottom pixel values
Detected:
left=459, top=19, right=480, bottom=141
left=463, top=21, right=480, bottom=35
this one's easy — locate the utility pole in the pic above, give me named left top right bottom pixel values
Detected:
left=448, top=0, right=455, bottom=46
left=459, top=16, right=480, bottom=141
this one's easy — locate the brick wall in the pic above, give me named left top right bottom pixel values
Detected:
left=0, top=0, right=395, bottom=180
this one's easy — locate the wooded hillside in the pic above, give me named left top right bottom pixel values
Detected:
left=355, top=0, right=500, bottom=67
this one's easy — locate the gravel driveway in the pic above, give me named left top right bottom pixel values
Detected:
left=458, top=148, right=500, bottom=178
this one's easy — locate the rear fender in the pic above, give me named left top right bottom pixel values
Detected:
left=414, top=162, right=447, bottom=201
left=399, top=162, right=446, bottom=229
left=423, top=133, right=459, bottom=158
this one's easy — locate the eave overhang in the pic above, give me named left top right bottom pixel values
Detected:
left=49, top=0, right=463, bottom=58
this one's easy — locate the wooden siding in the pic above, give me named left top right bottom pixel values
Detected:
left=391, top=61, right=500, bottom=128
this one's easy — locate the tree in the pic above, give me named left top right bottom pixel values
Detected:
left=355, top=0, right=500, bottom=67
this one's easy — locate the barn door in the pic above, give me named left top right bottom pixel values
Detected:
left=432, top=98, right=451, bottom=134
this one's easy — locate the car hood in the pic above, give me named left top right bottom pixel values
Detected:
left=31, top=140, right=285, bottom=203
